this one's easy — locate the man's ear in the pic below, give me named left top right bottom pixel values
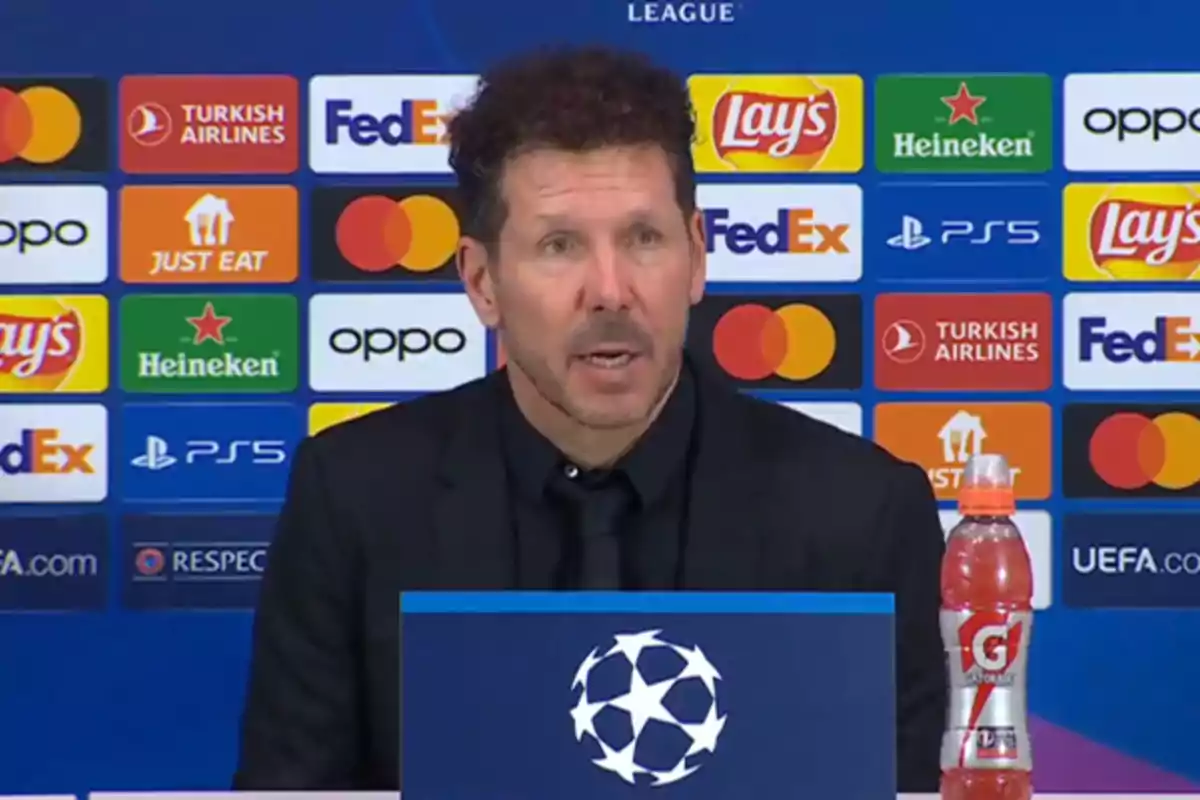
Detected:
left=688, top=208, right=707, bottom=306
left=457, top=236, right=500, bottom=328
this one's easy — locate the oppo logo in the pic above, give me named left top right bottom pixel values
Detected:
left=1083, top=105, right=1200, bottom=141
left=328, top=326, right=468, bottom=361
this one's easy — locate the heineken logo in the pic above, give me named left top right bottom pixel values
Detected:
left=120, top=294, right=298, bottom=393
left=136, top=350, right=282, bottom=379
left=875, top=74, right=1052, bottom=174
left=892, top=131, right=1036, bottom=160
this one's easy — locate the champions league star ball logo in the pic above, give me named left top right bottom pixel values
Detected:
left=570, top=629, right=727, bottom=786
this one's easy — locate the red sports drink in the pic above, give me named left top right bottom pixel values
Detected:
left=940, top=453, right=1033, bottom=800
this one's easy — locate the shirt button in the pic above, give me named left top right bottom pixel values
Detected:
left=564, top=464, right=579, bottom=479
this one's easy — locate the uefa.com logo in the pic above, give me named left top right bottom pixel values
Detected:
left=1064, top=73, right=1200, bottom=172
left=307, top=293, right=488, bottom=392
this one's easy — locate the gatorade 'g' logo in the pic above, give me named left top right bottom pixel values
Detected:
left=958, top=611, right=1023, bottom=674
left=0, top=86, right=82, bottom=165
left=335, top=194, right=459, bottom=273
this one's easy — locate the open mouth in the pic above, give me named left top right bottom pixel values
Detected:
left=578, top=347, right=639, bottom=368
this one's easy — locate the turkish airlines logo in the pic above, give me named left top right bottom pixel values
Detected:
left=128, top=102, right=172, bottom=147
left=880, top=319, right=926, bottom=364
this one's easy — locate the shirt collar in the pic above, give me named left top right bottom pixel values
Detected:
left=498, top=364, right=696, bottom=506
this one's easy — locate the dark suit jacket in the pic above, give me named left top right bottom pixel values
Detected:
left=233, top=366, right=948, bottom=792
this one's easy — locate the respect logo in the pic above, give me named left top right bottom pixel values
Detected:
left=1063, top=403, right=1200, bottom=498
left=687, top=75, right=863, bottom=173
left=0, top=295, right=109, bottom=393
left=120, top=185, right=298, bottom=283
left=1064, top=183, right=1200, bottom=281
left=311, top=187, right=460, bottom=282
left=686, top=294, right=862, bottom=389
left=0, top=79, right=108, bottom=171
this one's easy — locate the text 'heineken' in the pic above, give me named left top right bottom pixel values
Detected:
left=875, top=75, right=1052, bottom=173
left=120, top=294, right=298, bottom=393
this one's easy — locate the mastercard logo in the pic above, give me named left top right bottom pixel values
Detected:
left=0, top=85, right=83, bottom=164
left=335, top=194, right=460, bottom=273
left=711, top=302, right=836, bottom=381
left=1088, top=411, right=1200, bottom=490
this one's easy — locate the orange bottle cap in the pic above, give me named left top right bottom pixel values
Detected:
left=958, top=486, right=1016, bottom=517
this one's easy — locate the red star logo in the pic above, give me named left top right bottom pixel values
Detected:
left=186, top=301, right=232, bottom=345
left=941, top=82, right=986, bottom=125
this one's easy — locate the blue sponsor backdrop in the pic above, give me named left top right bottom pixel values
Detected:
left=869, top=183, right=1058, bottom=285
left=121, top=403, right=302, bottom=503
left=2, top=0, right=1200, bottom=795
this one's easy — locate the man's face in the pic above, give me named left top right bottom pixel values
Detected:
left=459, top=144, right=705, bottom=430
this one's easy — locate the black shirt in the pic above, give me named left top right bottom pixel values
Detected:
left=497, top=366, right=697, bottom=589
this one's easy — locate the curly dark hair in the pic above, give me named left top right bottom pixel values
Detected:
left=447, top=46, right=698, bottom=248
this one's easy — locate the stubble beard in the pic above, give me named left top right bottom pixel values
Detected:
left=516, top=346, right=682, bottom=433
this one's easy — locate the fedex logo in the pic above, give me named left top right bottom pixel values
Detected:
left=1078, top=315, right=1200, bottom=363
left=705, top=208, right=848, bottom=255
left=0, top=428, right=94, bottom=475
left=697, top=184, right=861, bottom=283
left=308, top=75, right=478, bottom=174
left=0, top=404, right=107, bottom=503
left=324, top=98, right=444, bottom=146
left=1064, top=293, right=1200, bottom=389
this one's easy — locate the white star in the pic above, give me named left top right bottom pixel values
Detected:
left=570, top=689, right=606, bottom=742
left=681, top=702, right=727, bottom=756
left=591, top=736, right=646, bottom=784
left=651, top=756, right=701, bottom=786
left=672, top=643, right=722, bottom=694
left=572, top=646, right=603, bottom=690
left=606, top=629, right=665, bottom=665
left=608, top=666, right=677, bottom=738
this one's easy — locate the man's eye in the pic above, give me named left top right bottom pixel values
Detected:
left=541, top=236, right=574, bottom=255
left=633, top=227, right=663, bottom=246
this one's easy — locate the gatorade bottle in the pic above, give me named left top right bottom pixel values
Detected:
left=940, top=453, right=1034, bottom=800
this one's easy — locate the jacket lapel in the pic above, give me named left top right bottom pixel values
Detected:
left=430, top=373, right=515, bottom=588
left=681, top=366, right=774, bottom=589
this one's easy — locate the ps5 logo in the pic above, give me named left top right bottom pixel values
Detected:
left=130, top=435, right=288, bottom=471
left=887, top=216, right=1041, bottom=251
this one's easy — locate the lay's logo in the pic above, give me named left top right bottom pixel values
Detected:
left=0, top=295, right=109, bottom=393
left=688, top=75, right=864, bottom=173
left=1065, top=183, right=1200, bottom=281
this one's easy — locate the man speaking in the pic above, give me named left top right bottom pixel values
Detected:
left=233, top=46, right=947, bottom=792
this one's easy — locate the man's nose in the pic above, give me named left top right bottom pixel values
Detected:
left=581, top=247, right=634, bottom=310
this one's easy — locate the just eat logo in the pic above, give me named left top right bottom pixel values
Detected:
left=698, top=184, right=862, bottom=283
